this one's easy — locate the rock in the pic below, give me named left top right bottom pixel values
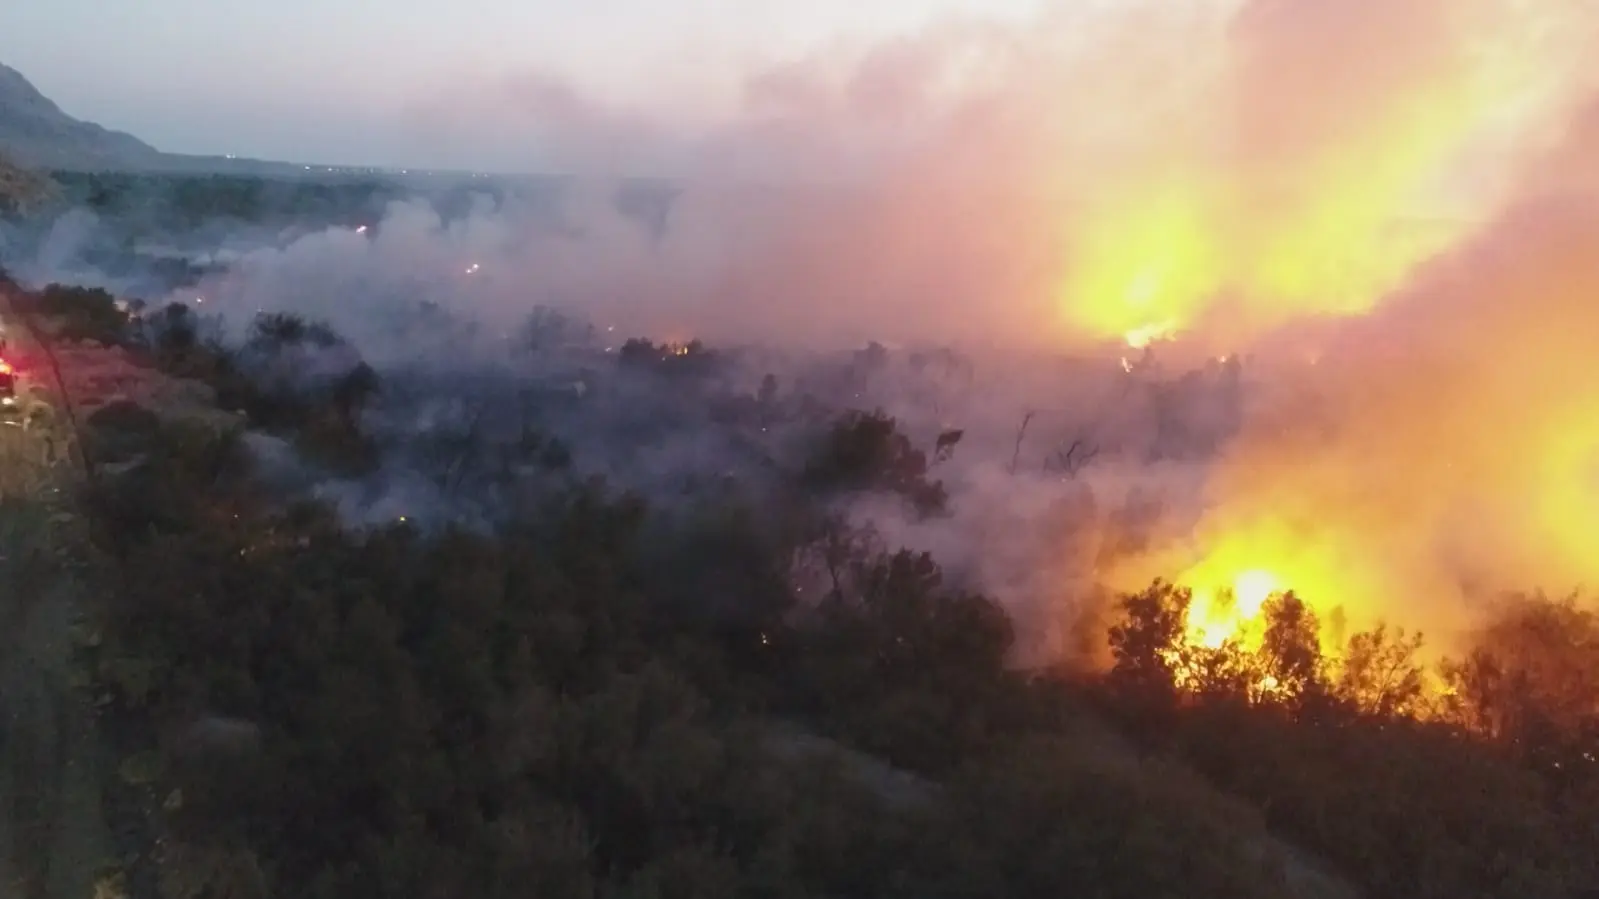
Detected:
left=174, top=717, right=262, bottom=756
left=117, top=750, right=164, bottom=786
left=98, top=455, right=150, bottom=478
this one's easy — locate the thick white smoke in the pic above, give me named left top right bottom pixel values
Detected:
left=12, top=0, right=1599, bottom=663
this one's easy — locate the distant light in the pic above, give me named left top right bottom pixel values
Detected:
left=465, top=262, right=481, bottom=275
left=355, top=225, right=368, bottom=234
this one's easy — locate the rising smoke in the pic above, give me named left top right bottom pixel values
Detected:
left=9, top=0, right=1599, bottom=664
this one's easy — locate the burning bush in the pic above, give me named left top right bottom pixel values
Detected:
left=1440, top=594, right=1599, bottom=785
left=1106, top=577, right=1598, bottom=758
left=617, top=337, right=723, bottom=378
left=1099, top=578, right=1599, bottom=896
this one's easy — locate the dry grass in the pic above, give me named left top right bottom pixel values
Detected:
left=41, top=339, right=240, bottom=432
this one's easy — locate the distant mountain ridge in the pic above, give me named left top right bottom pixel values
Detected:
left=0, top=62, right=164, bottom=169
left=0, top=60, right=395, bottom=178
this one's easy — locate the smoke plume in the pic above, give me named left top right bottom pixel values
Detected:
left=11, top=0, right=1599, bottom=662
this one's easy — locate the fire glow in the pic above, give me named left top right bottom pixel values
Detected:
left=1056, top=0, right=1591, bottom=348
left=1058, top=0, right=1599, bottom=678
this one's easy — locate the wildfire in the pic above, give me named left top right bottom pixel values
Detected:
left=1183, top=568, right=1282, bottom=650
left=1123, top=320, right=1177, bottom=350
left=1125, top=519, right=1380, bottom=661
left=1063, top=2, right=1599, bottom=688
left=1157, top=554, right=1355, bottom=700
left=1053, top=0, right=1588, bottom=346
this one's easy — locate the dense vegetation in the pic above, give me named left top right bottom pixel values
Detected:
left=1101, top=584, right=1599, bottom=897
left=49, top=171, right=405, bottom=230
left=0, top=149, right=57, bottom=214
left=10, top=281, right=1599, bottom=898
left=41, top=170, right=680, bottom=237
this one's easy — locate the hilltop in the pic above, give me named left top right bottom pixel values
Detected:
left=0, top=62, right=162, bottom=170
left=0, top=60, right=394, bottom=178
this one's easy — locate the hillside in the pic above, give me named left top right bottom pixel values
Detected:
left=0, top=62, right=163, bottom=170
left=0, top=275, right=1585, bottom=898
left=0, top=150, right=56, bottom=212
left=0, top=61, right=383, bottom=178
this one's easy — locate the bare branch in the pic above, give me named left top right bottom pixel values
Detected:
left=933, top=428, right=964, bottom=464
left=1007, top=411, right=1034, bottom=475
left=1045, top=437, right=1101, bottom=478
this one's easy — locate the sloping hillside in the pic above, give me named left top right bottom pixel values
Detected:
left=0, top=150, right=57, bottom=212
left=0, top=61, right=340, bottom=177
left=0, top=63, right=162, bottom=170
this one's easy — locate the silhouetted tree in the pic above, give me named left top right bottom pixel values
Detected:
left=802, top=410, right=948, bottom=516
left=1107, top=580, right=1191, bottom=706
left=1257, top=591, right=1325, bottom=706
left=1335, top=624, right=1428, bottom=718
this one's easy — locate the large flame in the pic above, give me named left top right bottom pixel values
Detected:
left=1134, top=514, right=1390, bottom=658
left=1065, top=0, right=1599, bottom=669
left=1056, top=0, right=1592, bottom=348
left=1184, top=569, right=1281, bottom=650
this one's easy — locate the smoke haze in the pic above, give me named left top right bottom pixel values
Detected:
left=10, top=0, right=1599, bottom=663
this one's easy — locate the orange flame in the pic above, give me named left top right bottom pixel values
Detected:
left=1055, top=0, right=1588, bottom=347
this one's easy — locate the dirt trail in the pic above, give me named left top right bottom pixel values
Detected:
left=0, top=288, right=112, bottom=899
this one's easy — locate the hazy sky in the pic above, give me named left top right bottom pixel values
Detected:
left=0, top=0, right=1047, bottom=171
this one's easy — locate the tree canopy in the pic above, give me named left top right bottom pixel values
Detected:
left=1, top=281, right=1590, bottom=899
left=0, top=149, right=57, bottom=214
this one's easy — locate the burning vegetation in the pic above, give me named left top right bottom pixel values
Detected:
left=1106, top=574, right=1599, bottom=765
left=0, top=266, right=1588, bottom=898
left=3, top=0, right=1598, bottom=892
left=1051, top=0, right=1592, bottom=349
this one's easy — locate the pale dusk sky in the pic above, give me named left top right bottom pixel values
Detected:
left=0, top=0, right=1050, bottom=170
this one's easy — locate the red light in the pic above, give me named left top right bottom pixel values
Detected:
left=0, top=360, right=12, bottom=375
